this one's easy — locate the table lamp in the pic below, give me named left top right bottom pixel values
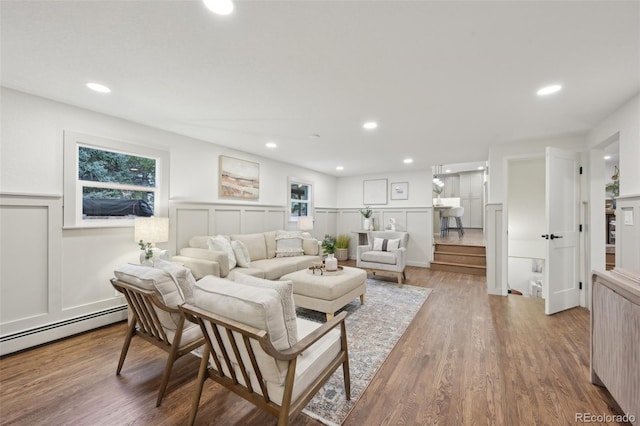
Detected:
left=298, top=216, right=314, bottom=237
left=134, top=217, right=169, bottom=265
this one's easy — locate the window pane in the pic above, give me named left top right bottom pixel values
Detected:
left=291, top=202, right=308, bottom=217
left=290, top=184, right=309, bottom=201
left=79, top=146, right=156, bottom=187
left=82, top=187, right=154, bottom=217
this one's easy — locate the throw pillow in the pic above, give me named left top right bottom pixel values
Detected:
left=233, top=273, right=298, bottom=346
left=275, top=230, right=304, bottom=258
left=373, top=237, right=401, bottom=252
left=153, top=259, right=197, bottom=303
left=231, top=240, right=251, bottom=267
left=208, top=235, right=236, bottom=270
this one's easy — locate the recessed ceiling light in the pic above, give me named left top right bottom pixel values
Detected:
left=265, top=142, right=277, bottom=148
left=363, top=121, right=378, bottom=130
left=403, top=158, right=413, bottom=164
left=537, top=84, right=562, bottom=96
left=603, top=155, right=611, bottom=160
left=445, top=169, right=452, bottom=173
left=336, top=166, right=344, bottom=171
left=86, top=82, right=111, bottom=93
left=309, top=134, right=321, bottom=139
left=477, top=166, right=485, bottom=170
left=203, top=0, right=234, bottom=15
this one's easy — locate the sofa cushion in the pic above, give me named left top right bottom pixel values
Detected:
left=234, top=274, right=298, bottom=346
left=227, top=267, right=265, bottom=280
left=361, top=250, right=398, bottom=265
left=114, top=263, right=184, bottom=331
left=250, top=258, right=298, bottom=280
left=179, top=247, right=229, bottom=278
left=275, top=230, right=304, bottom=258
left=264, top=231, right=277, bottom=259
left=231, top=233, right=267, bottom=261
left=231, top=240, right=251, bottom=267
left=189, top=236, right=210, bottom=249
left=208, top=235, right=236, bottom=270
left=302, top=238, right=319, bottom=255
left=153, top=259, right=197, bottom=304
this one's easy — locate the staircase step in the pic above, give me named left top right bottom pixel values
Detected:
left=434, top=251, right=486, bottom=266
left=435, top=243, right=486, bottom=255
left=430, top=261, right=486, bottom=276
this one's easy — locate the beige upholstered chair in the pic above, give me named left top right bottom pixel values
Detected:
left=111, top=263, right=204, bottom=407
left=181, top=275, right=351, bottom=426
left=356, top=231, right=409, bottom=286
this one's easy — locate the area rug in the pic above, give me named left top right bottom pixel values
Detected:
left=298, top=279, right=432, bottom=426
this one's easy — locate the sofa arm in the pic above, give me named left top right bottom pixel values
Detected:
left=172, top=256, right=221, bottom=280
left=391, top=247, right=407, bottom=268
left=174, top=247, right=229, bottom=278
left=356, top=244, right=372, bottom=258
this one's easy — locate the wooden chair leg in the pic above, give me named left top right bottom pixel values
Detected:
left=340, top=322, right=351, bottom=400
left=188, top=348, right=210, bottom=426
left=156, top=343, right=180, bottom=406
left=397, top=273, right=403, bottom=287
left=116, top=319, right=137, bottom=375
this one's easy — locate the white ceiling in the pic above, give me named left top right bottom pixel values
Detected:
left=2, top=1, right=638, bottom=176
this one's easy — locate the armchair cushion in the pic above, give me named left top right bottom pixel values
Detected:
left=234, top=273, right=298, bottom=346
left=153, top=259, right=197, bottom=303
left=193, top=275, right=292, bottom=384
left=372, top=237, right=401, bottom=251
left=361, top=250, right=399, bottom=265
left=113, top=263, right=184, bottom=331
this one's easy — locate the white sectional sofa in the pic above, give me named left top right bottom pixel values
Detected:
left=172, top=231, right=322, bottom=280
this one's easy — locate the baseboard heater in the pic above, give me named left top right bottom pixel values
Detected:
left=1, top=305, right=128, bottom=355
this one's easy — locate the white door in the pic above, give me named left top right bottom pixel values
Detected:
left=543, top=147, right=581, bottom=315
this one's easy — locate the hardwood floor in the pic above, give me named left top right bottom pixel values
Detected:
left=0, top=264, right=628, bottom=425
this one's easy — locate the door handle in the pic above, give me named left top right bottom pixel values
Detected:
left=550, top=234, right=563, bottom=240
left=541, top=234, right=549, bottom=239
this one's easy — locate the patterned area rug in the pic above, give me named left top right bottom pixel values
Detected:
left=298, top=279, right=432, bottom=426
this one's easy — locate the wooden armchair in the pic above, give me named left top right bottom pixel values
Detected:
left=180, top=275, right=351, bottom=426
left=111, top=264, right=204, bottom=407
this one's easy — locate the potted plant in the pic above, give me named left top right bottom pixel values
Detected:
left=335, top=234, right=350, bottom=261
left=433, top=184, right=443, bottom=205
left=321, top=235, right=338, bottom=271
left=360, top=206, right=373, bottom=230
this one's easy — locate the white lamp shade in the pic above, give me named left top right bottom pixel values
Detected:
left=134, top=217, right=169, bottom=243
left=298, top=216, right=314, bottom=232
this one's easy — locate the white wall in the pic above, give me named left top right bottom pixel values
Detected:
left=487, top=135, right=585, bottom=204
left=0, top=87, right=338, bottom=354
left=587, top=93, right=640, bottom=274
left=335, top=170, right=433, bottom=208
left=587, top=94, right=640, bottom=196
left=1, top=88, right=338, bottom=207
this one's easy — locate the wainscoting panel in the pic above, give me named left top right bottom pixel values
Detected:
left=1, top=194, right=129, bottom=356
left=406, top=209, right=432, bottom=267
left=313, top=209, right=339, bottom=241
left=175, top=208, right=210, bottom=252
left=214, top=208, right=242, bottom=235
left=169, top=202, right=288, bottom=253
left=0, top=203, right=50, bottom=324
left=486, top=203, right=506, bottom=295
left=616, top=195, right=640, bottom=271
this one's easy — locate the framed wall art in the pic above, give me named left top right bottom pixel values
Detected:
left=363, top=178, right=388, bottom=205
left=219, top=155, right=259, bottom=200
left=390, top=182, right=409, bottom=200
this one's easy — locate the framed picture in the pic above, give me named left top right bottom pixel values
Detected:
left=390, top=182, right=409, bottom=200
left=363, top=179, right=388, bottom=205
left=219, top=155, right=259, bottom=200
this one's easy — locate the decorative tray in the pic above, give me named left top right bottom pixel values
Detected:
left=308, top=264, right=343, bottom=275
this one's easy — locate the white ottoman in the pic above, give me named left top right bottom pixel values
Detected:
left=281, top=266, right=367, bottom=320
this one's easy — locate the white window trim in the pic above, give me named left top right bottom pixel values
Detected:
left=63, top=131, right=169, bottom=228
left=287, top=177, right=314, bottom=223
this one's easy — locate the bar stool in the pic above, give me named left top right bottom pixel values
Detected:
left=443, top=207, right=465, bottom=237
